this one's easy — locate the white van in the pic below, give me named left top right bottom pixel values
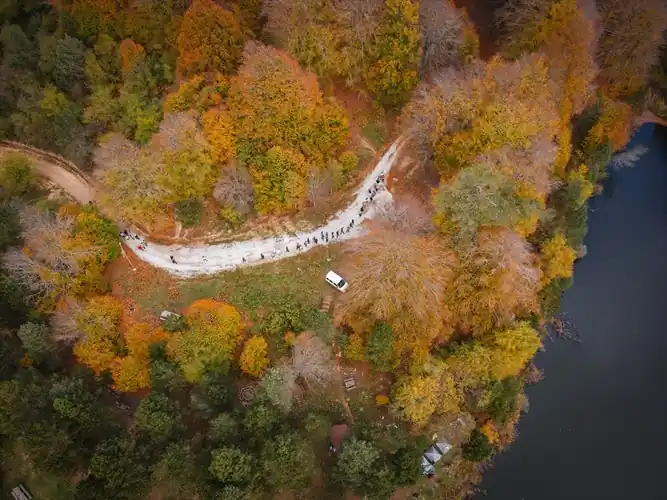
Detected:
left=159, top=310, right=181, bottom=322
left=325, top=271, right=349, bottom=292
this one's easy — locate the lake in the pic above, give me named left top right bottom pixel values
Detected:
left=479, top=124, right=667, bottom=500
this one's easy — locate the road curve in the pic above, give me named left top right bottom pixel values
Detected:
left=125, top=141, right=402, bottom=277
left=0, top=141, right=95, bottom=204
left=1, top=138, right=403, bottom=277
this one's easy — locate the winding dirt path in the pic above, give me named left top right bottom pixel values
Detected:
left=0, top=141, right=94, bottom=204
left=4, top=139, right=403, bottom=277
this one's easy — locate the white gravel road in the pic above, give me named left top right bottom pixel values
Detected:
left=124, top=141, right=401, bottom=276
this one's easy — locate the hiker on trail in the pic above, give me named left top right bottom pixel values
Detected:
left=286, top=246, right=289, bottom=252
left=138, top=245, right=144, bottom=251
left=242, top=257, right=246, bottom=263
left=313, top=237, right=318, bottom=244
left=321, top=231, right=324, bottom=239
left=202, top=256, right=207, bottom=263
left=260, top=253, right=265, bottom=259
left=170, top=255, right=176, bottom=264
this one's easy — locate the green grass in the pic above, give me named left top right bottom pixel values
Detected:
left=362, top=121, right=386, bottom=149
left=156, top=246, right=343, bottom=323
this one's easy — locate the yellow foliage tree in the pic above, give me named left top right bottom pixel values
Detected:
left=250, top=146, right=311, bottom=214
left=540, top=233, right=576, bottom=284
left=404, top=55, right=559, bottom=178
left=584, top=97, right=633, bottom=152
left=202, top=108, right=235, bottom=165
left=393, top=371, right=461, bottom=427
left=167, top=299, right=244, bottom=382
left=239, top=336, right=269, bottom=377
left=365, top=0, right=422, bottom=107
left=112, top=323, right=168, bottom=392
left=164, top=76, right=206, bottom=112
left=444, top=321, right=541, bottom=386
left=73, top=296, right=123, bottom=374
left=393, top=375, right=439, bottom=427
left=483, top=322, right=542, bottom=380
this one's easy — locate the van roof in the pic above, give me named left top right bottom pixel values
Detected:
left=326, top=271, right=343, bottom=281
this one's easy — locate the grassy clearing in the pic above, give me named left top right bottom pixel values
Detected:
left=121, top=245, right=344, bottom=323
left=362, top=120, right=387, bottom=149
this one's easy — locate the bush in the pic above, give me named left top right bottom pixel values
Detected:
left=0, top=200, right=20, bottom=251
left=484, top=378, right=522, bottom=425
left=218, top=206, right=242, bottom=227
left=175, top=199, right=203, bottom=228
left=539, top=276, right=573, bottom=317
left=462, top=429, right=494, bottom=462
left=163, top=314, right=189, bottom=333
left=366, top=321, right=393, bottom=372
left=392, top=438, right=429, bottom=486
left=0, top=153, right=35, bottom=197
left=209, top=447, right=253, bottom=484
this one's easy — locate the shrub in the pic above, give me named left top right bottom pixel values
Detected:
left=0, top=153, right=35, bottom=197
left=462, top=429, right=494, bottom=462
left=366, top=321, right=393, bottom=372
left=484, top=378, right=523, bottom=425
left=209, top=447, right=253, bottom=484
left=218, top=206, right=242, bottom=227
left=162, top=314, right=189, bottom=333
left=175, top=199, right=203, bottom=228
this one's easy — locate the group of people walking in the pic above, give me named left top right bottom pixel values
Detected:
left=121, top=172, right=388, bottom=269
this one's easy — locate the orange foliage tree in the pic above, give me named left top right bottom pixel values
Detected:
left=228, top=42, right=349, bottom=164
left=167, top=299, right=244, bottom=382
left=176, top=0, right=247, bottom=76
left=228, top=42, right=349, bottom=213
left=239, top=336, right=269, bottom=377
left=119, top=39, right=146, bottom=75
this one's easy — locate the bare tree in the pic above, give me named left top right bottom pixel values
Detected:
left=150, top=111, right=203, bottom=152
left=609, top=145, right=649, bottom=169
left=50, top=298, right=84, bottom=344
left=376, top=196, right=436, bottom=236
left=306, top=167, right=334, bottom=209
left=596, top=0, right=667, bottom=94
left=419, top=0, right=466, bottom=78
left=213, top=162, right=255, bottom=215
left=2, top=250, right=57, bottom=300
left=335, top=229, right=457, bottom=347
left=475, top=133, right=558, bottom=198
left=18, top=207, right=99, bottom=274
left=292, top=332, right=334, bottom=387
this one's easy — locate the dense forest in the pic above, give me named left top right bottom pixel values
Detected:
left=1, top=0, right=667, bottom=499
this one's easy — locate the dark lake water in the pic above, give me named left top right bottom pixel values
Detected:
left=479, top=124, right=667, bottom=500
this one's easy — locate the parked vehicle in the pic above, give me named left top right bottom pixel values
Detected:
left=325, top=271, right=349, bottom=292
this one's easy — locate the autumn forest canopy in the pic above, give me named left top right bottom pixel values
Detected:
left=0, top=0, right=666, bottom=499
